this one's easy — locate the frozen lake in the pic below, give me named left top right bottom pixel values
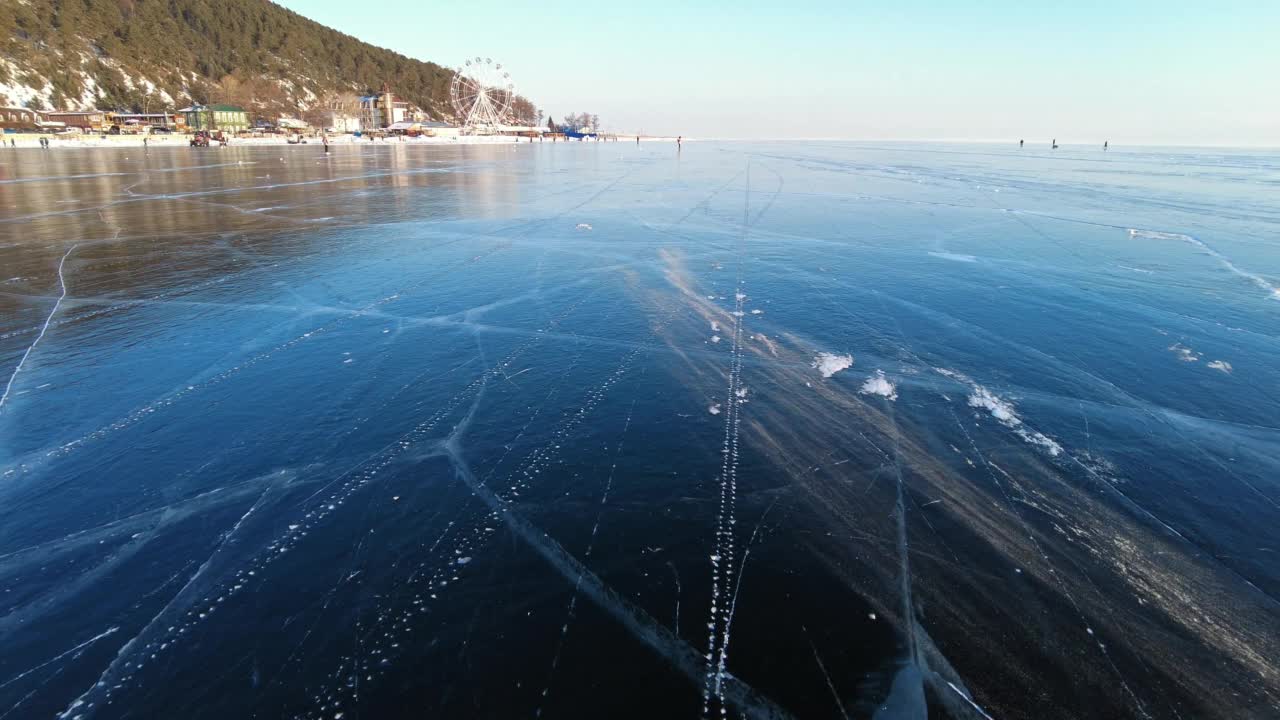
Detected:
left=1, top=142, right=1278, bottom=719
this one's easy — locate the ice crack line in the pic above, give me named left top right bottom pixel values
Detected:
left=295, top=303, right=684, bottom=720
left=0, top=626, right=118, bottom=694
left=536, top=399, right=637, bottom=715
left=1, top=245, right=76, bottom=415
left=56, top=295, right=592, bottom=718
left=704, top=162, right=750, bottom=718
left=11, top=243, right=504, bottom=473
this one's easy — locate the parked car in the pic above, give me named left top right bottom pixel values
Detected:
left=151, top=126, right=174, bottom=134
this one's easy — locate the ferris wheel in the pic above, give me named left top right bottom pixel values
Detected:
left=450, top=57, right=514, bottom=133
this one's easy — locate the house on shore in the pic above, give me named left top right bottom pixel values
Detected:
left=359, top=85, right=426, bottom=129
left=110, top=112, right=185, bottom=131
left=180, top=104, right=249, bottom=132
left=1, top=106, right=45, bottom=131
left=384, top=121, right=459, bottom=137
left=326, top=112, right=360, bottom=133
left=42, top=110, right=109, bottom=132
left=422, top=121, right=459, bottom=137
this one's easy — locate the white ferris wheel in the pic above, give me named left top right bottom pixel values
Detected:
left=450, top=57, right=514, bottom=134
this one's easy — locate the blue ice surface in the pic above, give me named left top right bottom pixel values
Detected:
left=0, top=141, right=1277, bottom=720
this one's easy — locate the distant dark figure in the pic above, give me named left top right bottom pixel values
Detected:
left=143, top=137, right=148, bottom=148
left=323, top=135, right=329, bottom=153
left=1019, top=139, right=1024, bottom=148
left=1052, top=138, right=1058, bottom=149
left=636, top=135, right=640, bottom=146
left=677, top=135, right=682, bottom=150
left=1104, top=140, right=1109, bottom=150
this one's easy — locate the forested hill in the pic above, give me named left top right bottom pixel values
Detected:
left=0, top=0, right=534, bottom=122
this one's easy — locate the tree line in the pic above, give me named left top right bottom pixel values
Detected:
left=0, top=0, right=538, bottom=124
left=548, top=112, right=601, bottom=132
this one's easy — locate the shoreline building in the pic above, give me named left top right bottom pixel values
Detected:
left=326, top=112, right=361, bottom=133
left=41, top=110, right=108, bottom=132
left=109, top=112, right=185, bottom=131
left=180, top=104, right=249, bottom=132
left=422, top=120, right=459, bottom=137
left=359, top=84, right=426, bottom=130
left=384, top=120, right=459, bottom=137
left=1, top=106, right=45, bottom=131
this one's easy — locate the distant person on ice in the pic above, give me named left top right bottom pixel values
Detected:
left=1019, top=139, right=1024, bottom=148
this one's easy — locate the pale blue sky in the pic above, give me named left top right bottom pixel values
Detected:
left=276, top=0, right=1279, bottom=144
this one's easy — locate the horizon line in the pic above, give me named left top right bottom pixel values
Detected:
left=667, top=137, right=1280, bottom=150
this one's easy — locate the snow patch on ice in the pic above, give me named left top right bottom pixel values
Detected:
left=939, top=368, right=1063, bottom=457
left=1128, top=228, right=1187, bottom=242
left=708, top=403, right=722, bottom=415
left=575, top=223, right=593, bottom=231
left=1168, top=343, right=1201, bottom=362
left=812, top=352, right=853, bottom=378
left=859, top=370, right=898, bottom=400
left=968, top=386, right=1017, bottom=423
left=928, top=251, right=977, bottom=263
left=1207, top=360, right=1233, bottom=374
left=966, top=386, right=1063, bottom=456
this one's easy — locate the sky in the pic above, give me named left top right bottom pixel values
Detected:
left=275, top=0, right=1280, bottom=145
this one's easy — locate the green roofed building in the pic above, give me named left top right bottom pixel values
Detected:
left=180, top=104, right=249, bottom=132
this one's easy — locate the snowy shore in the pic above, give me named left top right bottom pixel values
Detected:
left=0, top=133, right=678, bottom=149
